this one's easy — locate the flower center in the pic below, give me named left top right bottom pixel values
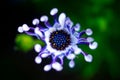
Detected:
left=49, top=30, right=71, bottom=50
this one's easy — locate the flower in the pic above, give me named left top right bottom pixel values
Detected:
left=17, top=8, right=98, bottom=71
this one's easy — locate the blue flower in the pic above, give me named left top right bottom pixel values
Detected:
left=17, top=8, right=98, bottom=71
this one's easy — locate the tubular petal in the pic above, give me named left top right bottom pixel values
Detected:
left=74, top=23, right=80, bottom=31
left=72, top=45, right=82, bottom=54
left=84, top=54, right=93, bottom=62
left=59, top=13, right=66, bottom=28
left=69, top=60, right=75, bottom=68
left=40, top=15, right=48, bottom=22
left=34, top=44, right=41, bottom=53
left=44, top=64, right=52, bottom=71
left=35, top=56, right=42, bottom=64
left=22, top=24, right=30, bottom=31
left=89, top=42, right=98, bottom=49
left=18, top=26, right=23, bottom=33
left=41, top=53, right=50, bottom=58
left=52, top=62, right=63, bottom=71
left=50, top=8, right=58, bottom=15
left=67, top=53, right=75, bottom=60
left=34, top=27, right=43, bottom=38
left=32, top=18, right=39, bottom=25
left=86, top=28, right=93, bottom=35
left=65, top=18, right=73, bottom=28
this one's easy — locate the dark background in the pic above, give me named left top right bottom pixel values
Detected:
left=1, top=0, right=120, bottom=80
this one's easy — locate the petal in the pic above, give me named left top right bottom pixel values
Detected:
left=44, top=64, right=52, bottom=71
left=22, top=24, right=30, bottom=31
left=73, top=32, right=79, bottom=38
left=34, top=44, right=41, bottom=53
left=32, top=18, right=39, bottom=25
left=84, top=54, right=93, bottom=62
left=89, top=42, right=98, bottom=49
left=52, top=62, right=63, bottom=71
left=40, top=15, right=48, bottom=22
left=66, top=53, right=76, bottom=60
left=34, top=27, right=43, bottom=38
left=50, top=8, right=58, bottom=16
left=58, top=13, right=66, bottom=28
left=71, top=35, right=78, bottom=44
left=85, top=28, right=93, bottom=36
left=65, top=17, right=73, bottom=28
left=72, top=45, right=82, bottom=55
left=74, top=23, right=80, bottom=31
left=18, top=26, right=23, bottom=33
left=87, top=37, right=94, bottom=42
left=41, top=53, right=50, bottom=58
left=69, top=60, right=75, bottom=68
left=35, top=56, right=42, bottom=64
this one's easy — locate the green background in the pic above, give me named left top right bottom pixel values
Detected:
left=2, top=0, right=120, bottom=80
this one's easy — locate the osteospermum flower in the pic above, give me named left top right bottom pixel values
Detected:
left=17, top=8, right=98, bottom=71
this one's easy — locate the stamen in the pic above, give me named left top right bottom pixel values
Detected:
left=87, top=37, right=94, bottom=42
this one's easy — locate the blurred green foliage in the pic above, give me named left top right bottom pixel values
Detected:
left=15, top=34, right=45, bottom=52
left=15, top=34, right=34, bottom=52
left=15, top=0, right=120, bottom=79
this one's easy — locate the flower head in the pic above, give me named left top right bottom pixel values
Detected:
left=17, top=8, right=98, bottom=71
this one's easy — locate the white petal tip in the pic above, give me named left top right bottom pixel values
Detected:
left=41, top=53, right=49, bottom=58
left=50, top=8, right=58, bottom=15
left=32, top=18, right=39, bottom=25
left=67, top=54, right=75, bottom=60
left=34, top=44, right=41, bottom=53
left=40, top=15, right=48, bottom=22
left=69, top=60, right=75, bottom=68
left=73, top=46, right=82, bottom=55
left=35, top=56, right=42, bottom=64
left=89, top=42, right=98, bottom=49
left=22, top=24, right=30, bottom=31
left=84, top=54, right=93, bottom=62
left=44, top=64, right=52, bottom=71
left=86, top=28, right=93, bottom=35
left=74, top=23, right=80, bottom=31
left=65, top=18, right=73, bottom=28
left=34, top=27, right=43, bottom=38
left=18, top=26, right=23, bottom=33
left=52, top=62, right=63, bottom=71
left=59, top=13, right=66, bottom=27
left=87, top=37, right=94, bottom=42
